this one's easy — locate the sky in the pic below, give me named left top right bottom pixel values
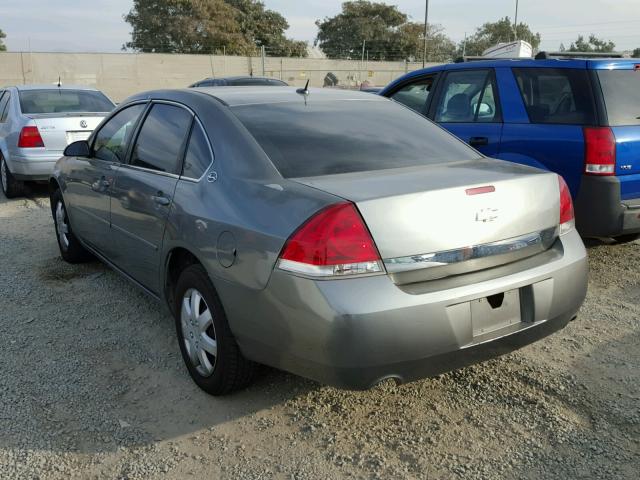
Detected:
left=2, top=0, right=640, bottom=53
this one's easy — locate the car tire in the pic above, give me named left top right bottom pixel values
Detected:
left=174, top=264, right=256, bottom=395
left=613, top=233, right=640, bottom=244
left=51, top=188, right=93, bottom=263
left=0, top=154, right=25, bottom=198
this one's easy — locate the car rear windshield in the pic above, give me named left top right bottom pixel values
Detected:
left=231, top=100, right=480, bottom=178
left=597, top=70, right=640, bottom=126
left=19, top=89, right=114, bottom=114
left=513, top=68, right=596, bottom=125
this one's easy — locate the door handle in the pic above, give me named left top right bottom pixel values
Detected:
left=469, top=136, right=489, bottom=147
left=152, top=193, right=171, bottom=206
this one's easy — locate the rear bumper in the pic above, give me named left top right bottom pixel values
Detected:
left=575, top=175, right=640, bottom=237
left=222, top=229, right=588, bottom=390
left=6, top=152, right=62, bottom=181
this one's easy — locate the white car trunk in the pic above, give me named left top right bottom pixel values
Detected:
left=29, top=115, right=104, bottom=153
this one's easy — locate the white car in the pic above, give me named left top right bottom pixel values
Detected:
left=0, top=84, right=115, bottom=197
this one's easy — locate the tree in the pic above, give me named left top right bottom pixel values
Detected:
left=0, top=28, right=6, bottom=52
left=315, top=1, right=455, bottom=61
left=459, top=17, right=541, bottom=56
left=633, top=48, right=640, bottom=58
left=124, top=0, right=307, bottom=57
left=226, top=0, right=307, bottom=57
left=395, top=23, right=456, bottom=62
left=568, top=35, right=615, bottom=52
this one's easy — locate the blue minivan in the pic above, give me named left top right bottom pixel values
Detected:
left=380, top=57, right=640, bottom=242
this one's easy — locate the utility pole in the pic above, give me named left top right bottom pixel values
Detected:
left=513, top=0, right=519, bottom=40
left=360, top=40, right=366, bottom=83
left=422, top=0, right=429, bottom=67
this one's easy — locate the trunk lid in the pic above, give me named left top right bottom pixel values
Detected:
left=29, top=114, right=104, bottom=153
left=294, top=160, right=560, bottom=282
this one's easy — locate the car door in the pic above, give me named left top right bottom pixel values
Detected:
left=430, top=68, right=503, bottom=157
left=498, top=67, right=597, bottom=196
left=109, top=102, right=193, bottom=293
left=63, top=103, right=146, bottom=253
left=387, top=73, right=439, bottom=117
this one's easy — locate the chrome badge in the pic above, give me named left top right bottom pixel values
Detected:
left=80, top=120, right=88, bottom=128
left=476, top=208, right=499, bottom=223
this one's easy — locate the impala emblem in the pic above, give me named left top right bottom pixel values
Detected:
left=476, top=208, right=499, bottom=223
left=80, top=120, right=88, bottom=128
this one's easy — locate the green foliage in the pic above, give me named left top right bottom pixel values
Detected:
left=633, top=48, right=640, bottom=58
left=459, top=17, right=541, bottom=56
left=226, top=0, right=307, bottom=57
left=569, top=35, right=615, bottom=52
left=124, top=0, right=307, bottom=57
left=315, top=1, right=455, bottom=61
left=0, top=28, right=6, bottom=52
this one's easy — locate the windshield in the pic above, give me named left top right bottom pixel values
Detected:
left=598, top=70, right=640, bottom=126
left=232, top=99, right=480, bottom=178
left=19, top=89, right=115, bottom=114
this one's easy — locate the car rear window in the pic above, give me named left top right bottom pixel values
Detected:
left=597, top=69, right=640, bottom=126
left=513, top=68, right=596, bottom=125
left=231, top=99, right=480, bottom=178
left=19, top=89, right=114, bottom=114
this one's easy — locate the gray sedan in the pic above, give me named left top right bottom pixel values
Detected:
left=49, top=87, right=588, bottom=395
left=0, top=84, right=115, bottom=197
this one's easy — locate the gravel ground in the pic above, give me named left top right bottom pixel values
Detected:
left=0, top=185, right=638, bottom=480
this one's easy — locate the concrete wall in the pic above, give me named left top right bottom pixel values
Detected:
left=0, top=52, right=439, bottom=102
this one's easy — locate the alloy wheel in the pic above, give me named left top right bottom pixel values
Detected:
left=180, top=288, right=218, bottom=377
left=1, top=158, right=7, bottom=194
left=55, top=200, right=70, bottom=250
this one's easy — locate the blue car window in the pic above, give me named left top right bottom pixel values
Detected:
left=435, top=70, right=499, bottom=123
left=390, top=77, right=435, bottom=114
left=513, top=68, right=596, bottom=125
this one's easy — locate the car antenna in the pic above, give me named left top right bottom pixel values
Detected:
left=296, top=79, right=310, bottom=96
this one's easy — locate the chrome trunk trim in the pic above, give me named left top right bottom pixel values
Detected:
left=384, top=227, right=558, bottom=281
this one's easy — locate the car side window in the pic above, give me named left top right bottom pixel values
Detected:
left=390, top=76, right=435, bottom=114
left=93, top=104, right=145, bottom=163
left=435, top=69, right=499, bottom=123
left=182, top=121, right=212, bottom=180
left=130, top=103, right=192, bottom=174
left=0, top=92, right=10, bottom=123
left=513, top=68, right=596, bottom=125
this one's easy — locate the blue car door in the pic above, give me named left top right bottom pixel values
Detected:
left=429, top=68, right=503, bottom=157
left=495, top=66, right=593, bottom=197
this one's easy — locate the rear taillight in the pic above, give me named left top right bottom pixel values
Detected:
left=558, top=175, right=575, bottom=235
left=18, top=126, right=44, bottom=148
left=584, top=127, right=615, bottom=175
left=278, top=202, right=384, bottom=277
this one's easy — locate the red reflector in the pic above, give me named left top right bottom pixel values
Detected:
left=18, top=126, right=44, bottom=148
left=584, top=127, right=616, bottom=176
left=558, top=175, right=574, bottom=225
left=280, top=202, right=381, bottom=266
left=466, top=185, right=495, bottom=195
left=634, top=64, right=640, bottom=71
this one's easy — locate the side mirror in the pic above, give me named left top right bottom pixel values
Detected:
left=64, top=140, right=90, bottom=158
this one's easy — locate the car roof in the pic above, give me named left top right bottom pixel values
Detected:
left=192, top=86, right=388, bottom=107
left=400, top=57, right=640, bottom=78
left=5, top=84, right=102, bottom=92
left=197, top=76, right=284, bottom=82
